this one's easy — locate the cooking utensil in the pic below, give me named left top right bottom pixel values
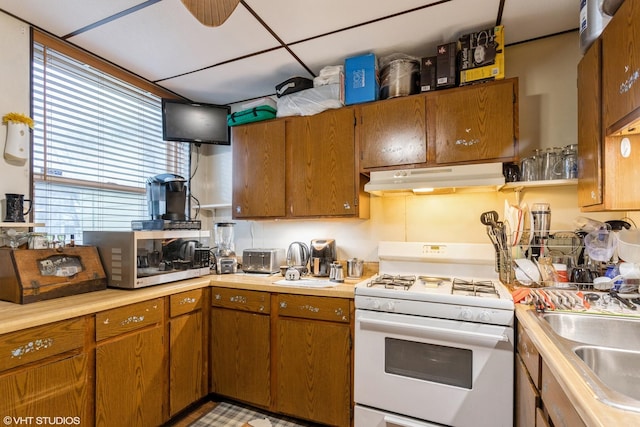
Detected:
left=480, top=210, right=499, bottom=227
left=609, top=289, right=637, bottom=310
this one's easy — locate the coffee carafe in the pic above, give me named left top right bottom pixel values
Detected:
left=214, top=222, right=237, bottom=274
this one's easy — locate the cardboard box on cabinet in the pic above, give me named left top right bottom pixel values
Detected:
left=345, top=53, right=379, bottom=105
left=436, top=42, right=458, bottom=89
left=420, top=56, right=437, bottom=92
left=458, top=25, right=505, bottom=85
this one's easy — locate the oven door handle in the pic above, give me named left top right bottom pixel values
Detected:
left=359, top=317, right=509, bottom=345
left=383, top=414, right=438, bottom=427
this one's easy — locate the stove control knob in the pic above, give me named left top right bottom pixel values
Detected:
left=479, top=311, right=492, bottom=323
left=385, top=301, right=396, bottom=311
left=371, top=300, right=381, bottom=310
left=460, top=309, right=473, bottom=321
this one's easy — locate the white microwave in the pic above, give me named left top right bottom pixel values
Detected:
left=83, top=230, right=211, bottom=289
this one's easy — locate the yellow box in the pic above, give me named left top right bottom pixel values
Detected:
left=459, top=26, right=505, bottom=85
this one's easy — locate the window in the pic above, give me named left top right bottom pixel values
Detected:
left=32, top=33, right=189, bottom=243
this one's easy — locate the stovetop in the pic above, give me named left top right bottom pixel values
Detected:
left=354, top=242, right=515, bottom=324
left=366, top=274, right=501, bottom=298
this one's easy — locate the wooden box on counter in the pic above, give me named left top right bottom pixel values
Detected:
left=0, top=246, right=107, bottom=304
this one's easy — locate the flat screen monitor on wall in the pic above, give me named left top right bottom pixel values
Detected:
left=162, top=99, right=230, bottom=145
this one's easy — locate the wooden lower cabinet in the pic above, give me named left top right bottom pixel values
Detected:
left=210, top=287, right=271, bottom=408
left=95, top=298, right=166, bottom=427
left=275, top=294, right=352, bottom=427
left=169, top=289, right=207, bottom=417
left=275, top=317, right=351, bottom=427
left=516, top=321, right=585, bottom=427
left=210, top=289, right=353, bottom=426
left=0, top=317, right=90, bottom=424
left=210, top=307, right=271, bottom=407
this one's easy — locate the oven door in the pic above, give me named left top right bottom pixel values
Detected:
left=355, top=309, right=514, bottom=427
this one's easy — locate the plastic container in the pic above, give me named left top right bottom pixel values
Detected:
left=617, top=229, right=640, bottom=263
left=584, top=228, right=617, bottom=262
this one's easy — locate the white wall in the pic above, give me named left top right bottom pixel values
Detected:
left=0, top=12, right=31, bottom=218
left=194, top=31, right=620, bottom=261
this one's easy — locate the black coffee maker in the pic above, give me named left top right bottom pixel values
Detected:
left=146, top=173, right=187, bottom=221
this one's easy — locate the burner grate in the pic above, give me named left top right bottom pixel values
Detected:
left=367, top=274, right=416, bottom=290
left=451, top=278, right=499, bottom=297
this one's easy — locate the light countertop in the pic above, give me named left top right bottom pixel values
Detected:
left=0, top=273, right=361, bottom=335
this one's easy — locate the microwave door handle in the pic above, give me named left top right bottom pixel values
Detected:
left=383, top=414, right=439, bottom=427
left=359, top=317, right=509, bottom=345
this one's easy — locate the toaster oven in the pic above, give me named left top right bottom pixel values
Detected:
left=83, top=230, right=211, bottom=289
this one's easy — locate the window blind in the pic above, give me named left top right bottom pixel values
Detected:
left=32, top=42, right=189, bottom=243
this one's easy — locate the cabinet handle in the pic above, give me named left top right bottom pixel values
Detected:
left=619, top=66, right=640, bottom=94
left=455, top=138, right=480, bottom=147
left=230, top=295, right=247, bottom=304
left=343, top=202, right=351, bottom=210
left=121, top=315, right=145, bottom=326
left=179, top=297, right=196, bottom=305
left=11, top=338, right=55, bottom=359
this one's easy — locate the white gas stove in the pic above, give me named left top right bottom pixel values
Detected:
left=355, top=241, right=514, bottom=326
left=354, top=241, right=515, bottom=427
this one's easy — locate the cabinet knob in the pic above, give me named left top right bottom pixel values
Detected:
left=343, top=202, right=351, bottom=210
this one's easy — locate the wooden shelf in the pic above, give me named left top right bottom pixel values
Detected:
left=200, top=204, right=231, bottom=210
left=501, top=179, right=578, bottom=191
left=0, top=222, right=45, bottom=228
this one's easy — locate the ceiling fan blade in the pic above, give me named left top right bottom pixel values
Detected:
left=181, top=0, right=240, bottom=27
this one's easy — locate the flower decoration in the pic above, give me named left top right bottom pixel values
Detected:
left=2, top=112, right=34, bottom=129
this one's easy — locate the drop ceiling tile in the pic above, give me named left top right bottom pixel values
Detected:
left=67, top=1, right=280, bottom=81
left=245, top=0, right=444, bottom=43
left=290, top=0, right=501, bottom=74
left=502, top=0, right=577, bottom=44
left=0, top=0, right=143, bottom=37
left=158, top=49, right=310, bottom=105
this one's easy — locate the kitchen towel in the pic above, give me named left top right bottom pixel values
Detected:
left=189, top=401, right=320, bottom=427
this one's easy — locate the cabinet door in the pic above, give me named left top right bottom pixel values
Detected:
left=602, top=0, right=640, bottom=131
left=359, top=95, right=427, bottom=169
left=578, top=39, right=603, bottom=208
left=96, top=326, right=165, bottom=427
left=210, top=308, right=270, bottom=407
left=275, top=317, right=351, bottom=427
left=287, top=108, right=357, bottom=217
left=170, top=311, right=204, bottom=416
left=515, top=355, right=538, bottom=427
left=428, top=78, right=517, bottom=164
left=232, top=120, right=286, bottom=218
left=0, top=354, right=90, bottom=423
left=540, top=360, right=586, bottom=427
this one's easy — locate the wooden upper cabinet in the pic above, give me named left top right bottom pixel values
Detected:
left=602, top=0, right=640, bottom=132
left=427, top=78, right=518, bottom=165
left=577, top=39, right=603, bottom=208
left=359, top=95, right=427, bottom=169
left=286, top=108, right=358, bottom=217
left=232, top=120, right=286, bottom=219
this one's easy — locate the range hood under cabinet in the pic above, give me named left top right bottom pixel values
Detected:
left=364, top=163, right=506, bottom=195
